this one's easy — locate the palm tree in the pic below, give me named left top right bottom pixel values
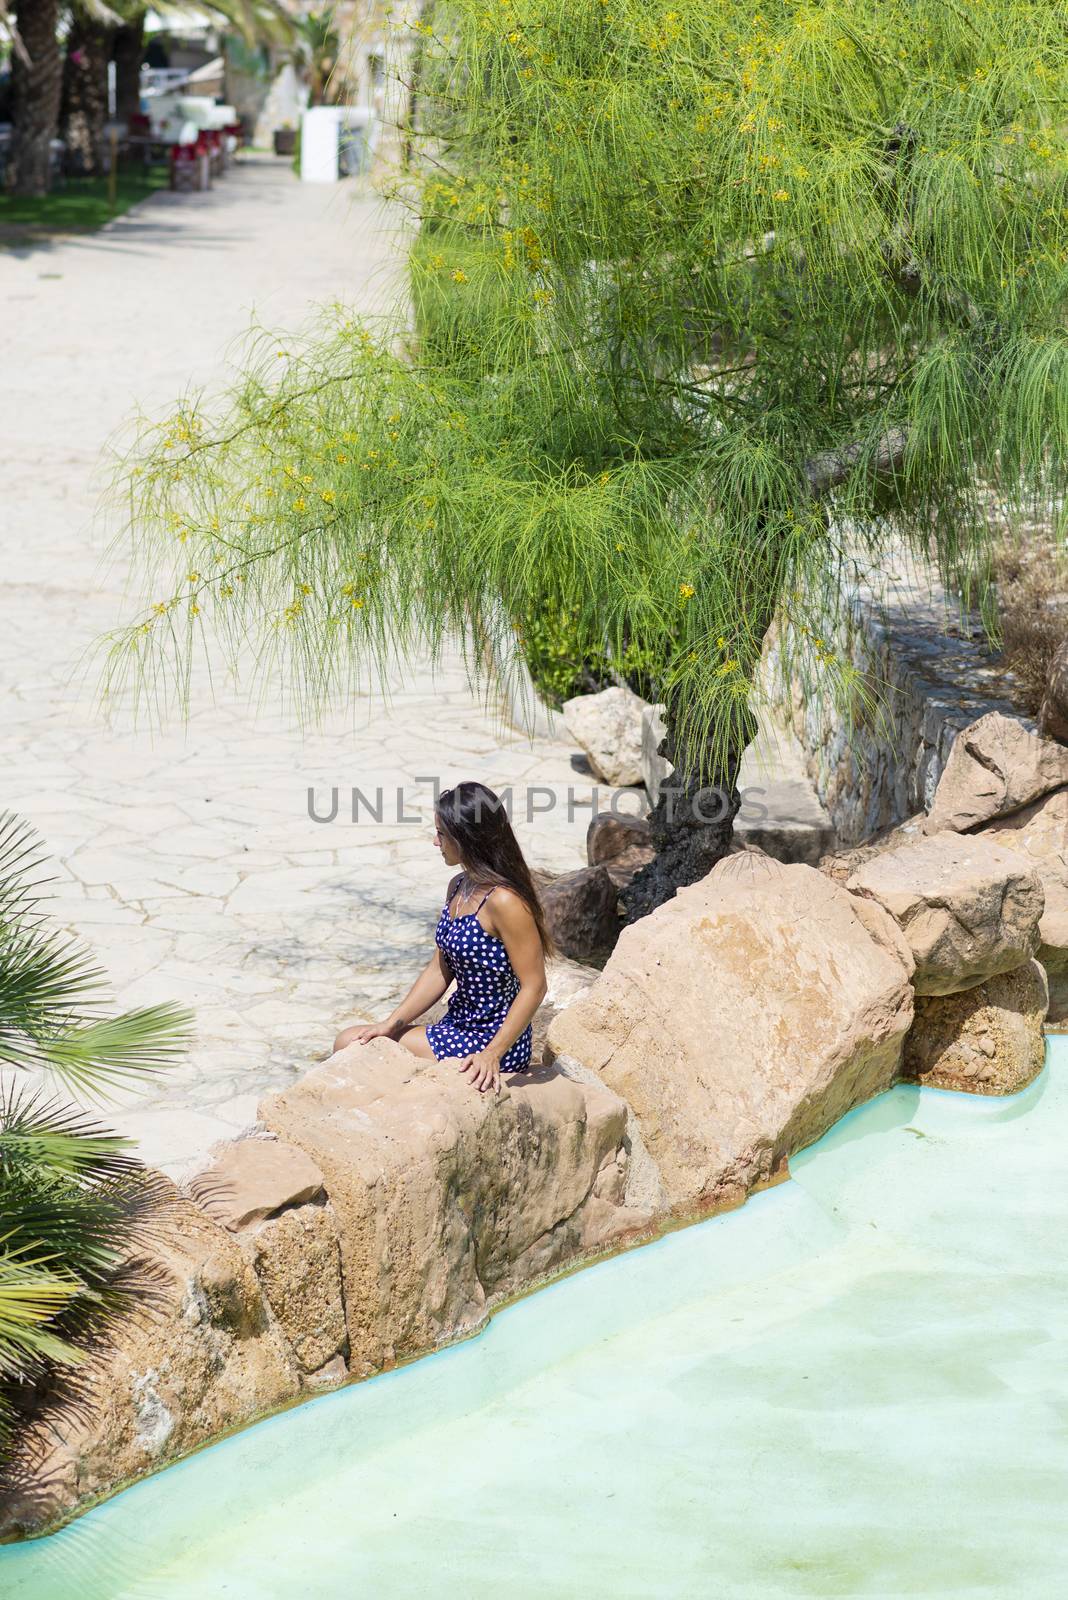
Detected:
left=3, top=0, right=64, bottom=196
left=2, top=0, right=301, bottom=193
left=295, top=7, right=342, bottom=108
left=0, top=810, right=193, bottom=1487
left=61, top=0, right=120, bottom=177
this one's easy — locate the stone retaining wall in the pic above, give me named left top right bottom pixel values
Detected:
left=761, top=561, right=1032, bottom=846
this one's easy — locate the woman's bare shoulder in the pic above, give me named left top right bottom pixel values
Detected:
left=485, top=884, right=536, bottom=928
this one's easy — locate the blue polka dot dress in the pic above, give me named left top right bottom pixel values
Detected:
left=425, top=883, right=533, bottom=1071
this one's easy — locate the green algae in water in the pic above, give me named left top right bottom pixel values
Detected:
left=3, top=1042, right=1066, bottom=1599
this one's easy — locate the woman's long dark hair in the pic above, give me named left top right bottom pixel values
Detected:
left=435, top=781, right=556, bottom=958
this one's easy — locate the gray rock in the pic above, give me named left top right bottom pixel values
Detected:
left=923, top=712, right=1068, bottom=834
left=846, top=833, right=1044, bottom=995
left=540, top=864, right=622, bottom=961
left=563, top=685, right=647, bottom=786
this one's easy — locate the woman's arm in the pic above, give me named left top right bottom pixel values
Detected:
left=351, top=948, right=453, bottom=1043
left=461, top=890, right=547, bottom=1093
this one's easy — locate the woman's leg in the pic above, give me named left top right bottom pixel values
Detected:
left=332, top=1024, right=436, bottom=1057
left=332, top=1023, right=364, bottom=1053
left=398, top=1025, right=437, bottom=1059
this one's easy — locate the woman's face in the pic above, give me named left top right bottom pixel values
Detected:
left=433, top=817, right=463, bottom=867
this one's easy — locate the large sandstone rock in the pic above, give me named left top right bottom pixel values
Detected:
left=540, top=863, right=621, bottom=960
left=260, top=1043, right=650, bottom=1376
left=530, top=955, right=602, bottom=1065
left=818, top=814, right=926, bottom=885
left=903, top=959, right=1049, bottom=1096
left=546, top=857, right=915, bottom=1215
left=845, top=834, right=1044, bottom=995
left=2, top=1042, right=651, bottom=1537
left=979, top=787, right=1068, bottom=1023
left=250, top=1203, right=348, bottom=1379
left=563, top=684, right=647, bottom=786
left=923, top=712, right=1068, bottom=834
left=189, top=1134, right=325, bottom=1230
left=1038, top=636, right=1068, bottom=744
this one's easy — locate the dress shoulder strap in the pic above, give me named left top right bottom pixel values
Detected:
left=473, top=886, right=494, bottom=913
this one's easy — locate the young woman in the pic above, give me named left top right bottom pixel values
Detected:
left=333, top=781, right=554, bottom=1095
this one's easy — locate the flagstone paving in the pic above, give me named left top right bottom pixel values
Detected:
left=0, top=156, right=634, bottom=1178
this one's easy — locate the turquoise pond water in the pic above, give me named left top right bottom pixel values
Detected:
left=3, top=1040, right=1067, bottom=1600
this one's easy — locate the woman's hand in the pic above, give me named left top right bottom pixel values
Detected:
left=459, top=1047, right=502, bottom=1095
left=351, top=1019, right=405, bottom=1045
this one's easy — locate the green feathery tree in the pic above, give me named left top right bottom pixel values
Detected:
left=97, top=1, right=1068, bottom=915
left=0, top=811, right=193, bottom=1491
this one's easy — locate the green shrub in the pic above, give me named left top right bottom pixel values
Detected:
left=516, top=602, right=663, bottom=710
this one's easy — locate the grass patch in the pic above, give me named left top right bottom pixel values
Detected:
left=0, top=166, right=171, bottom=233
left=993, top=527, right=1068, bottom=713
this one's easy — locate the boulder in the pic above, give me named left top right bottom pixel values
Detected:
left=587, top=809, right=652, bottom=865
left=546, top=856, right=915, bottom=1215
left=250, top=1203, right=348, bottom=1378
left=544, top=954, right=601, bottom=1011
left=600, top=844, right=657, bottom=891
left=540, top=863, right=621, bottom=960
left=0, top=1036, right=648, bottom=1538
left=188, top=1135, right=325, bottom=1231
left=562, top=684, right=647, bottom=786
left=903, top=959, right=1049, bottom=1096
left=259, top=1042, right=650, bottom=1376
left=922, top=712, right=1068, bottom=834
left=818, top=814, right=926, bottom=885
left=586, top=810, right=657, bottom=890
left=979, top=786, right=1068, bottom=1023
left=845, top=834, right=1044, bottom=995
left=530, top=955, right=601, bottom=1065
left=1038, top=636, right=1068, bottom=744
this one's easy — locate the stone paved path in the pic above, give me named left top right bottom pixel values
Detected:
left=0, top=157, right=626, bottom=1178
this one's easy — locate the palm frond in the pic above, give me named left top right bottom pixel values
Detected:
left=0, top=1084, right=180, bottom=1479
left=0, top=1242, right=85, bottom=1374
left=0, top=811, right=195, bottom=1095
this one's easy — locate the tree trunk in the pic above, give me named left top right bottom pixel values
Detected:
left=62, top=16, right=113, bottom=178
left=619, top=696, right=757, bottom=921
left=112, top=14, right=146, bottom=128
left=8, top=0, right=63, bottom=197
